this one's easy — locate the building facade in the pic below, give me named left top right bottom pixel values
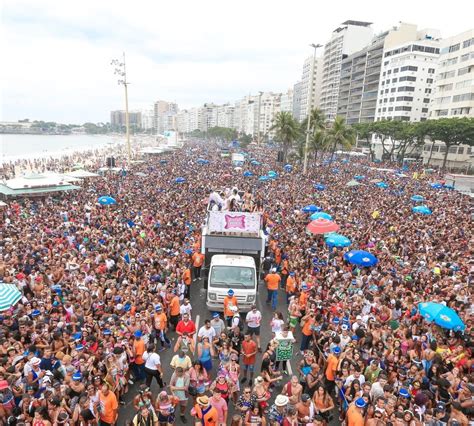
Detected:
left=280, top=88, right=294, bottom=114
left=320, top=20, right=374, bottom=121
left=299, top=56, right=323, bottom=121
left=430, top=29, right=474, bottom=118
left=110, top=110, right=142, bottom=129
left=153, top=100, right=178, bottom=134
left=374, top=29, right=440, bottom=122
left=292, top=82, right=303, bottom=121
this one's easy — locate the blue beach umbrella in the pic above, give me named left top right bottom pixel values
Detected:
left=344, top=250, right=378, bottom=267
left=258, top=175, right=269, bottom=182
left=354, top=175, right=365, bottom=180
left=98, top=196, right=117, bottom=206
left=412, top=205, right=432, bottom=215
left=314, top=183, right=326, bottom=191
left=410, top=195, right=425, bottom=202
left=243, top=171, right=253, bottom=177
left=175, top=177, right=186, bottom=183
left=430, top=183, right=443, bottom=189
left=310, top=212, right=332, bottom=221
left=284, top=164, right=293, bottom=172
left=160, top=159, right=168, bottom=164
left=443, top=184, right=455, bottom=190
left=301, top=204, right=322, bottom=213
left=325, top=233, right=351, bottom=248
left=267, top=171, right=278, bottom=179
left=251, top=160, right=261, bottom=166
left=196, top=158, right=209, bottom=165
left=418, top=302, right=465, bottom=331
left=376, top=182, right=388, bottom=189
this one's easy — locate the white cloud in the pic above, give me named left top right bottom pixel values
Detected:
left=2, top=0, right=473, bottom=123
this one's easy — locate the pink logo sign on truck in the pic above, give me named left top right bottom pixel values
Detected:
left=224, top=214, right=246, bottom=230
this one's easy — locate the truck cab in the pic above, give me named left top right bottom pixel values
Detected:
left=207, top=255, right=257, bottom=312
left=201, top=209, right=265, bottom=313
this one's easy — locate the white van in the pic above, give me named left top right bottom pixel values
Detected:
left=206, top=254, right=257, bottom=312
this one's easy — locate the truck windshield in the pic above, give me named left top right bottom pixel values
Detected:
left=210, top=266, right=255, bottom=289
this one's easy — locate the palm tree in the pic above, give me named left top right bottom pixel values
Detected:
left=270, top=112, right=300, bottom=163
left=325, top=116, right=356, bottom=160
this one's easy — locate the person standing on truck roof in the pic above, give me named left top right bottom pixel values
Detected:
left=191, top=251, right=204, bottom=282
left=223, top=289, right=238, bottom=326
left=208, top=189, right=225, bottom=211
left=265, top=268, right=281, bottom=311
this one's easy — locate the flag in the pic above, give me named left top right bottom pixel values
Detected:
left=124, top=253, right=131, bottom=264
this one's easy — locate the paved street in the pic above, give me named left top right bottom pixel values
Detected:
left=119, top=277, right=310, bottom=425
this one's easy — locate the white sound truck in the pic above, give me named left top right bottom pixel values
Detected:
left=201, top=210, right=266, bottom=312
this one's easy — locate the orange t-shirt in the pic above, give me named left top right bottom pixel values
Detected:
left=133, top=339, right=145, bottom=365
left=265, top=273, right=280, bottom=290
left=192, top=252, right=204, bottom=267
left=325, top=353, right=338, bottom=381
left=223, top=296, right=238, bottom=317
left=302, top=317, right=314, bottom=336
left=346, top=405, right=364, bottom=426
left=169, top=296, right=180, bottom=316
left=286, top=276, right=296, bottom=293
left=99, top=391, right=118, bottom=424
left=182, top=269, right=192, bottom=285
left=299, top=292, right=308, bottom=307
left=154, top=312, right=167, bottom=330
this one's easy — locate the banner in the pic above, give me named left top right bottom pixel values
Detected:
left=276, top=338, right=294, bottom=362
left=208, top=211, right=261, bottom=234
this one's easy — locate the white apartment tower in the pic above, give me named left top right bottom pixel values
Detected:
left=320, top=20, right=374, bottom=121
left=431, top=29, right=474, bottom=118
left=280, top=88, right=294, bottom=113
left=299, top=56, right=323, bottom=121
left=375, top=28, right=441, bottom=122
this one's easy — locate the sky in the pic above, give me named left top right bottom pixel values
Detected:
left=2, top=0, right=473, bottom=124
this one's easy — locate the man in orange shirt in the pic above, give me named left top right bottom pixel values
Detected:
left=168, top=290, right=181, bottom=331
left=223, top=289, right=238, bottom=326
left=98, top=382, right=118, bottom=426
left=182, top=265, right=192, bottom=298
left=346, top=398, right=366, bottom=426
left=264, top=268, right=281, bottom=311
left=191, top=251, right=205, bottom=281
left=153, top=305, right=170, bottom=350
left=325, top=346, right=341, bottom=397
left=132, top=330, right=146, bottom=381
left=192, top=395, right=218, bottom=426
left=299, top=310, right=315, bottom=353
left=285, top=271, right=296, bottom=304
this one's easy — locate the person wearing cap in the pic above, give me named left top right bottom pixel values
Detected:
left=152, top=305, right=171, bottom=350
left=346, top=397, right=366, bottom=426
left=210, top=312, right=226, bottom=338
left=264, top=268, right=281, bottom=311
left=132, top=330, right=146, bottom=382
left=191, top=395, right=218, bottom=426
left=223, top=289, right=238, bottom=326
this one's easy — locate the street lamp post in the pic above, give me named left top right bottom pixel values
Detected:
left=257, top=91, right=263, bottom=144
left=111, top=53, right=131, bottom=164
left=303, top=43, right=322, bottom=175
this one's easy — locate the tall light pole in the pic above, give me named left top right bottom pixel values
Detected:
left=303, top=43, right=323, bottom=175
left=257, top=91, right=263, bottom=144
left=111, top=53, right=131, bottom=164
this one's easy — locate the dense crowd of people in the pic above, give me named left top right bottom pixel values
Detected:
left=0, top=139, right=472, bottom=426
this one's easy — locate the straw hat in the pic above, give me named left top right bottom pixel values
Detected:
left=275, top=395, right=289, bottom=407
left=196, top=395, right=209, bottom=406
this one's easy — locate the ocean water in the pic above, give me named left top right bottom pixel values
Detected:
left=0, top=134, right=122, bottom=163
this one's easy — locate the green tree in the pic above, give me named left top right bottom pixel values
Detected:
left=269, top=112, right=301, bottom=163
left=372, top=120, right=405, bottom=160
left=298, top=108, right=327, bottom=162
left=352, top=122, right=375, bottom=160
left=428, top=118, right=474, bottom=170
left=325, top=116, right=356, bottom=160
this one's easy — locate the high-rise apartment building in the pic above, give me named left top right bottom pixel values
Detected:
left=292, top=82, right=303, bottom=121
left=338, top=23, right=437, bottom=124
left=374, top=28, right=440, bottom=122
left=299, top=56, right=323, bottom=121
left=110, top=110, right=142, bottom=129
left=280, top=88, right=294, bottom=114
left=320, top=20, right=374, bottom=121
left=153, top=100, right=178, bottom=134
left=431, top=29, right=474, bottom=118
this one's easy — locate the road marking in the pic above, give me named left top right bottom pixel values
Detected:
left=193, top=314, right=200, bottom=354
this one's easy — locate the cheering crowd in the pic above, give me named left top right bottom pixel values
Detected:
left=0, top=139, right=472, bottom=426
